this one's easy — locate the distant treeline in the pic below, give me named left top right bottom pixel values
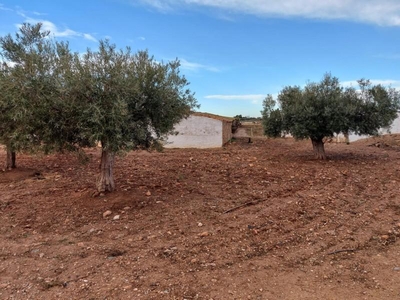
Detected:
left=233, top=115, right=262, bottom=122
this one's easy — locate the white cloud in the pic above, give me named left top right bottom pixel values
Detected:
left=138, top=0, right=400, bottom=26
left=19, top=16, right=97, bottom=42
left=127, top=36, right=146, bottom=43
left=32, top=11, right=47, bottom=16
left=180, top=58, right=219, bottom=72
left=139, top=0, right=173, bottom=11
left=0, top=4, right=12, bottom=11
left=205, top=94, right=266, bottom=104
left=374, top=53, right=400, bottom=60
left=83, top=33, right=97, bottom=42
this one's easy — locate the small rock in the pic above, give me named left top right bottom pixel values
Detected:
left=190, top=258, right=198, bottom=264
left=198, top=231, right=210, bottom=237
left=103, top=210, right=112, bottom=218
left=381, top=235, right=390, bottom=240
left=39, top=253, right=45, bottom=258
left=77, top=242, right=85, bottom=247
left=393, top=267, right=400, bottom=271
left=164, top=248, right=175, bottom=255
left=99, top=193, right=105, bottom=197
left=146, top=191, right=151, bottom=196
left=123, top=206, right=130, bottom=210
left=198, top=222, right=203, bottom=227
left=113, top=215, right=120, bottom=220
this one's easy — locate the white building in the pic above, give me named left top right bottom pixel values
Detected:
left=164, top=112, right=234, bottom=148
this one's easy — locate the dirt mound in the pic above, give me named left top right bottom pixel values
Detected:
left=1, top=138, right=400, bottom=299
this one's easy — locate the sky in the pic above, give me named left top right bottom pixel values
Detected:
left=1, top=0, right=400, bottom=117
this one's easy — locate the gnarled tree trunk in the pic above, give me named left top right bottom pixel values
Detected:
left=97, top=149, right=115, bottom=192
left=344, top=132, right=350, bottom=144
left=5, top=145, right=16, bottom=170
left=311, top=138, right=326, bottom=160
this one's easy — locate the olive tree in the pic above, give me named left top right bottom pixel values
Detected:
left=261, top=94, right=283, bottom=138
left=0, top=23, right=56, bottom=169
left=0, top=64, right=17, bottom=169
left=68, top=41, right=198, bottom=192
left=262, top=74, right=400, bottom=159
left=1, top=24, right=198, bottom=193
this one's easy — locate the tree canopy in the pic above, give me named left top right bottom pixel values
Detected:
left=262, top=73, right=400, bottom=159
left=0, top=23, right=198, bottom=191
left=67, top=41, right=198, bottom=191
left=0, top=23, right=56, bottom=169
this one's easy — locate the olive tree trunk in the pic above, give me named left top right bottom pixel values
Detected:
left=97, top=149, right=115, bottom=192
left=311, top=138, right=326, bottom=160
left=5, top=145, right=16, bottom=170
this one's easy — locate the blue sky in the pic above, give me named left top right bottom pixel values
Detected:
left=1, top=0, right=400, bottom=117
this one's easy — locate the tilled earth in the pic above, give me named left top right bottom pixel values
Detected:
left=1, top=137, right=400, bottom=300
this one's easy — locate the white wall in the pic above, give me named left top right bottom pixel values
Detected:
left=391, top=113, right=400, bottom=132
left=164, top=115, right=223, bottom=148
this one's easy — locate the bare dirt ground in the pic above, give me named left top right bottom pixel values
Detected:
left=1, top=136, right=400, bottom=300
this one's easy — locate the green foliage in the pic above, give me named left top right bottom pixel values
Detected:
left=67, top=40, right=198, bottom=153
left=0, top=23, right=54, bottom=153
left=351, top=79, right=400, bottom=136
left=0, top=23, right=198, bottom=156
left=261, top=94, right=283, bottom=137
left=1, top=23, right=198, bottom=190
left=262, top=73, right=400, bottom=142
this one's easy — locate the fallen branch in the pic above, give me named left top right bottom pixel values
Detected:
left=223, top=199, right=264, bottom=214
left=62, top=274, right=91, bottom=287
left=328, top=249, right=357, bottom=255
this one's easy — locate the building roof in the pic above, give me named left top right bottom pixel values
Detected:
left=192, top=112, right=234, bottom=122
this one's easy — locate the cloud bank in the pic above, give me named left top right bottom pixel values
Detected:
left=205, top=94, right=266, bottom=104
left=137, top=0, right=400, bottom=26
